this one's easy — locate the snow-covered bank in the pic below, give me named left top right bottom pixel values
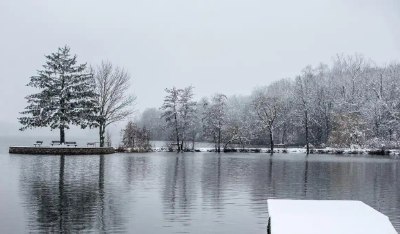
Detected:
left=137, top=147, right=400, bottom=155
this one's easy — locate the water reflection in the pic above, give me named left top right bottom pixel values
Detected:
left=12, top=153, right=400, bottom=233
left=123, top=155, right=154, bottom=188
left=18, top=155, right=127, bottom=233
left=201, top=155, right=224, bottom=213
left=303, top=158, right=308, bottom=197
left=161, top=155, right=198, bottom=226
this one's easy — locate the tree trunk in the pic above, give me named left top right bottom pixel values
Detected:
left=181, top=139, right=184, bottom=152
left=176, top=135, right=180, bottom=152
left=174, top=113, right=180, bottom=152
left=214, top=134, right=217, bottom=152
left=60, top=126, right=65, bottom=144
left=305, top=111, right=309, bottom=154
left=192, top=132, right=195, bottom=150
left=217, top=127, right=221, bottom=153
left=102, top=127, right=105, bottom=147
left=99, top=124, right=106, bottom=147
left=60, top=75, right=66, bottom=145
left=269, top=128, right=274, bottom=153
left=99, top=125, right=103, bottom=147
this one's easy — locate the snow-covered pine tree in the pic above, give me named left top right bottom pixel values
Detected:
left=18, top=45, right=98, bottom=143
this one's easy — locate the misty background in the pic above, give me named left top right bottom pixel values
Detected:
left=0, top=0, right=399, bottom=142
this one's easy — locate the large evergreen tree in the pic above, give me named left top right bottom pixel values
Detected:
left=19, top=45, right=98, bottom=143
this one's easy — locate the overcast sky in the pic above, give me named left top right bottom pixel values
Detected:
left=0, top=0, right=399, bottom=138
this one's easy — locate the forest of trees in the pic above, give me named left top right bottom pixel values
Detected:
left=137, top=54, right=400, bottom=152
left=18, top=48, right=400, bottom=152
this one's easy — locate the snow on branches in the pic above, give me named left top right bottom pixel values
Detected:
left=18, top=45, right=98, bottom=143
left=141, top=53, right=400, bottom=151
left=160, top=86, right=197, bottom=151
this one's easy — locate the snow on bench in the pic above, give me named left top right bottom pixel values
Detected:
left=51, top=141, right=61, bottom=146
left=267, top=199, right=397, bottom=234
left=65, top=141, right=77, bottom=147
left=87, top=142, right=96, bottom=147
left=33, top=141, right=43, bottom=147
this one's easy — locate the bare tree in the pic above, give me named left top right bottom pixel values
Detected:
left=266, top=79, right=295, bottom=145
left=122, top=121, right=151, bottom=151
left=294, top=66, right=316, bottom=154
left=178, top=86, right=197, bottom=150
left=160, top=87, right=183, bottom=151
left=202, top=93, right=227, bottom=153
left=92, top=61, right=136, bottom=147
left=188, top=102, right=202, bottom=150
left=140, top=53, right=400, bottom=150
left=252, top=87, right=280, bottom=153
left=224, top=95, right=254, bottom=150
left=328, top=113, right=366, bottom=147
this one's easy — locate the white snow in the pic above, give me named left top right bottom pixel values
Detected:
left=267, top=199, right=397, bottom=234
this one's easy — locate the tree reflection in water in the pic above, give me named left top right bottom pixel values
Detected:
left=18, top=155, right=127, bottom=233
left=161, top=154, right=198, bottom=225
left=13, top=153, right=400, bottom=233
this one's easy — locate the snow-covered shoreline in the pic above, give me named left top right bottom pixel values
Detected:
left=122, top=147, right=399, bottom=155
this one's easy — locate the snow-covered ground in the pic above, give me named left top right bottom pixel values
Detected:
left=147, top=146, right=400, bottom=155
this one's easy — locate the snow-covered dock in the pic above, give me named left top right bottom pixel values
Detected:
left=9, top=146, right=115, bottom=155
left=267, top=199, right=397, bottom=234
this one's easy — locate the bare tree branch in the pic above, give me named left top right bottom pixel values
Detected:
left=92, top=61, right=137, bottom=147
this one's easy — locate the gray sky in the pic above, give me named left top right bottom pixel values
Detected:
left=0, top=0, right=399, bottom=138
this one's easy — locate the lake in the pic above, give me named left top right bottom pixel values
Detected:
left=1, top=137, right=400, bottom=233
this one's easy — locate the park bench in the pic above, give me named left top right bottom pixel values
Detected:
left=33, top=141, right=43, bottom=147
left=65, top=141, right=77, bottom=147
left=87, top=142, right=96, bottom=147
left=51, top=141, right=61, bottom=146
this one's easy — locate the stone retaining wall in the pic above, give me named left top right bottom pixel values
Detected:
left=9, top=147, right=115, bottom=155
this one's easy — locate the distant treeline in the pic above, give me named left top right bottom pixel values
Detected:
left=136, top=54, right=400, bottom=152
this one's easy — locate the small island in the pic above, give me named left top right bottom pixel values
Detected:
left=9, top=46, right=136, bottom=155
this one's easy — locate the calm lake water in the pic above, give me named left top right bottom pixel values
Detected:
left=1, top=137, right=400, bottom=233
